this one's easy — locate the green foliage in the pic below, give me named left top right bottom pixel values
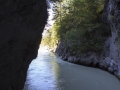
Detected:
left=41, top=25, right=60, bottom=49
left=43, top=0, right=108, bottom=54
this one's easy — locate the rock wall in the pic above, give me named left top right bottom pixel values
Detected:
left=102, top=0, right=120, bottom=77
left=56, top=0, right=120, bottom=79
left=0, top=0, right=48, bottom=90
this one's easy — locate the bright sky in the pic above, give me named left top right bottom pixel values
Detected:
left=42, top=2, right=54, bottom=36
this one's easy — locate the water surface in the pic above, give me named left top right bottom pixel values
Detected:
left=24, top=48, right=120, bottom=90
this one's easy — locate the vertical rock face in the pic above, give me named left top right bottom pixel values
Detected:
left=102, top=0, right=120, bottom=76
left=0, top=0, right=48, bottom=90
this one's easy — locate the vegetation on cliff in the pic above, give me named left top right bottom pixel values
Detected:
left=41, top=0, right=110, bottom=54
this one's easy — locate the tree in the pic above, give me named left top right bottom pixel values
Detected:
left=43, top=0, right=106, bottom=53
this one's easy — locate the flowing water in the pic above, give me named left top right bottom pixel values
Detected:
left=24, top=47, right=120, bottom=90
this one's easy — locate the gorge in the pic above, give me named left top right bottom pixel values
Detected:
left=44, top=0, right=120, bottom=80
left=0, top=0, right=120, bottom=90
left=55, top=0, right=120, bottom=79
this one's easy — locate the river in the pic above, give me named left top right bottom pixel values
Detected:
left=23, top=47, right=120, bottom=90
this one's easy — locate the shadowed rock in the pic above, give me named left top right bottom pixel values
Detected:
left=0, top=0, right=48, bottom=90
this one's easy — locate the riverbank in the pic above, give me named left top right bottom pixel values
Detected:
left=54, top=40, right=120, bottom=80
left=42, top=0, right=120, bottom=81
left=44, top=46, right=120, bottom=82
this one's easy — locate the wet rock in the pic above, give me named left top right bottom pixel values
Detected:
left=68, top=56, right=76, bottom=62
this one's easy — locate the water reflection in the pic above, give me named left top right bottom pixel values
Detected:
left=24, top=48, right=120, bottom=90
left=24, top=49, right=62, bottom=90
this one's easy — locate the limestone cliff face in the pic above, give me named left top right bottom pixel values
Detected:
left=0, top=0, right=48, bottom=90
left=102, top=0, right=120, bottom=76
left=56, top=0, right=120, bottom=79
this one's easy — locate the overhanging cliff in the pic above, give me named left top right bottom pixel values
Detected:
left=0, top=0, right=48, bottom=90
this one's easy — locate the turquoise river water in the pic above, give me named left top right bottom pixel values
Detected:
left=24, top=48, right=120, bottom=90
